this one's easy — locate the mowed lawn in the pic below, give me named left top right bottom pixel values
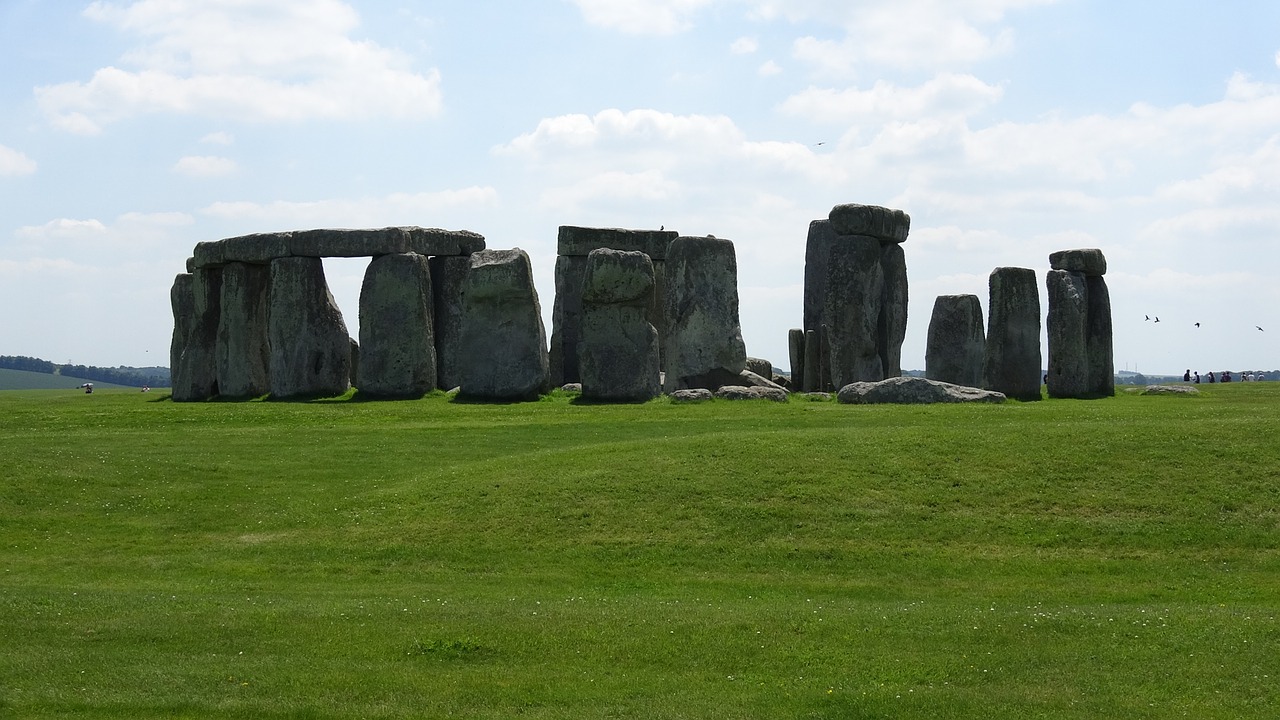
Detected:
left=1, top=384, right=1277, bottom=719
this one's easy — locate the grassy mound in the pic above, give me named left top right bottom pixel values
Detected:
left=1, top=385, right=1277, bottom=718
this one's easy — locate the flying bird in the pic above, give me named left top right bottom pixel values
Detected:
left=1258, top=326, right=1265, bottom=332
left=1154, top=317, right=1160, bottom=323
left=1144, top=315, right=1150, bottom=321
left=1195, top=322, right=1200, bottom=328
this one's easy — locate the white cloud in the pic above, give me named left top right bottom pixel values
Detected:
left=200, top=131, right=234, bottom=145
left=16, top=218, right=109, bottom=241
left=173, top=155, right=237, bottom=177
left=569, top=0, right=714, bottom=35
left=199, top=187, right=499, bottom=228
left=758, top=60, right=782, bottom=77
left=36, top=0, right=443, bottom=133
left=0, top=144, right=38, bottom=176
left=780, top=73, right=1003, bottom=124
left=730, top=36, right=758, bottom=54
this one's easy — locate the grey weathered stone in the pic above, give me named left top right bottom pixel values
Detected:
left=802, top=220, right=836, bottom=343
left=803, top=329, right=820, bottom=392
left=406, top=228, right=486, bottom=257
left=429, top=255, right=470, bottom=390
left=549, top=255, right=588, bottom=386
left=185, top=257, right=195, bottom=273
left=560, top=382, right=582, bottom=393
left=714, top=385, right=788, bottom=402
left=557, top=226, right=676, bottom=259
left=737, top=369, right=787, bottom=391
left=662, top=236, right=747, bottom=393
left=349, top=338, right=360, bottom=389
left=215, top=262, right=271, bottom=398
left=878, top=241, right=908, bottom=378
left=171, top=268, right=221, bottom=401
left=925, top=294, right=986, bottom=388
left=580, top=249, right=660, bottom=402
left=788, top=328, right=805, bottom=391
left=1086, top=275, right=1115, bottom=397
left=222, top=232, right=292, bottom=265
left=824, top=235, right=884, bottom=388
left=289, top=227, right=410, bottom=258
left=1046, top=269, right=1090, bottom=399
left=192, top=241, right=226, bottom=269
left=1049, top=248, right=1107, bottom=276
left=746, top=357, right=773, bottom=378
left=458, top=248, right=550, bottom=400
left=828, top=204, right=911, bottom=243
left=670, top=388, right=712, bottom=402
left=837, top=376, right=1006, bottom=404
left=801, top=391, right=833, bottom=401
left=357, top=253, right=436, bottom=398
left=1142, top=385, right=1199, bottom=395
left=268, top=256, right=351, bottom=399
left=982, top=267, right=1042, bottom=401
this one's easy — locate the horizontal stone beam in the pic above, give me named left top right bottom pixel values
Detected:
left=557, top=226, right=677, bottom=260
left=828, top=204, right=911, bottom=244
left=191, top=227, right=485, bottom=269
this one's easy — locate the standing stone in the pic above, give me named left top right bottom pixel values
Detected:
left=878, top=242, right=908, bottom=378
left=925, top=294, right=986, bottom=387
left=459, top=248, right=549, bottom=400
left=216, top=262, right=271, bottom=398
left=788, top=328, right=805, bottom=391
left=802, top=329, right=820, bottom=393
left=1046, top=269, right=1089, bottom=398
left=663, top=236, right=747, bottom=393
left=429, top=255, right=470, bottom=391
left=268, top=257, right=351, bottom=399
left=803, top=220, right=837, bottom=336
left=580, top=249, right=660, bottom=402
left=171, top=268, right=221, bottom=401
left=358, top=253, right=436, bottom=398
left=1086, top=275, right=1115, bottom=397
left=982, top=267, right=1041, bottom=401
left=823, top=236, right=884, bottom=389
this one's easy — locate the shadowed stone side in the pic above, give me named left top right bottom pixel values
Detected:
left=459, top=248, right=550, bottom=400
left=982, top=267, right=1041, bottom=401
left=824, top=236, right=884, bottom=389
left=663, top=236, right=747, bottom=393
left=216, top=262, right=271, bottom=398
left=429, top=255, right=470, bottom=391
left=828, top=204, right=911, bottom=243
left=358, top=253, right=436, bottom=398
left=171, top=268, right=221, bottom=401
left=926, top=294, right=986, bottom=388
left=1046, top=269, right=1089, bottom=398
left=268, top=257, right=351, bottom=399
left=580, top=249, right=660, bottom=402
left=879, top=241, right=908, bottom=378
left=1086, top=275, right=1115, bottom=398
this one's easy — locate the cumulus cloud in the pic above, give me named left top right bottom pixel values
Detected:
left=730, top=36, right=758, bottom=54
left=0, top=144, right=38, bottom=176
left=173, top=155, right=237, bottom=177
left=199, top=187, right=499, bottom=228
left=758, top=60, right=782, bottom=77
left=569, top=0, right=715, bottom=35
left=780, top=73, right=1003, bottom=124
left=36, top=0, right=443, bottom=133
left=199, top=131, right=234, bottom=145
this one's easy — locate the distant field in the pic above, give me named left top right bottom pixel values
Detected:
left=0, top=368, right=134, bottom=391
left=1, top=385, right=1277, bottom=719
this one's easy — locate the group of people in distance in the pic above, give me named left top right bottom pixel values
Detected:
left=1183, top=369, right=1265, bottom=383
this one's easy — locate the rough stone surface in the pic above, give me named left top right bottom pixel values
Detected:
left=349, top=338, right=360, bottom=389
left=737, top=369, right=787, bottom=391
left=580, top=249, right=660, bottom=402
left=268, top=256, right=352, bottom=399
left=837, top=376, right=1006, bottom=404
left=406, top=228, right=486, bottom=256
left=663, top=236, right=747, bottom=393
left=800, top=392, right=832, bottom=401
left=1049, top=248, right=1107, bottom=276
left=222, top=232, right=292, bottom=265
left=358, top=253, right=436, bottom=398
left=192, top=241, right=226, bottom=270
left=828, top=204, right=911, bottom=243
left=216, top=262, right=271, bottom=398
left=560, top=382, right=582, bottom=393
left=171, top=268, right=221, bottom=401
left=788, top=328, right=805, bottom=391
left=1142, top=385, right=1200, bottom=395
left=824, top=235, right=884, bottom=389
left=459, top=248, right=550, bottom=400
left=982, top=267, right=1042, bottom=401
left=714, top=385, right=788, bottom=402
left=1086, top=275, right=1115, bottom=398
left=802, top=220, right=836, bottom=343
left=878, top=241, right=908, bottom=378
left=289, top=227, right=410, bottom=257
left=1046, top=269, right=1090, bottom=399
left=925, top=294, right=986, bottom=388
left=557, top=226, right=677, bottom=259
left=746, top=357, right=773, bottom=378
left=429, top=255, right=470, bottom=391
left=802, top=329, right=820, bottom=392
left=670, top=388, right=713, bottom=402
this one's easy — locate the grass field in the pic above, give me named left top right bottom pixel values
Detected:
left=0, top=369, right=134, bottom=391
left=1, top=385, right=1278, bottom=719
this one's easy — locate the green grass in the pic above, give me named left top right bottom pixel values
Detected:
left=2, top=385, right=1278, bottom=719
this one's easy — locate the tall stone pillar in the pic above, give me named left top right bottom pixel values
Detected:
left=982, top=267, right=1041, bottom=401
left=1046, top=249, right=1112, bottom=398
left=358, top=252, right=436, bottom=398
left=663, top=236, right=747, bottom=393
left=580, top=249, right=660, bottom=401
left=925, top=294, right=986, bottom=387
left=459, top=248, right=550, bottom=400
left=268, top=257, right=351, bottom=399
left=216, top=262, right=271, bottom=398
left=171, top=267, right=221, bottom=401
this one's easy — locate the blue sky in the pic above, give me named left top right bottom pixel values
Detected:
left=3, top=0, right=1279, bottom=376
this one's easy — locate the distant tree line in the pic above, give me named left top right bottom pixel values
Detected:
left=0, top=355, right=170, bottom=388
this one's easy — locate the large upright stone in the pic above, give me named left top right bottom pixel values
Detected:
left=1045, top=248, right=1114, bottom=400
left=925, top=294, right=985, bottom=387
left=802, top=220, right=836, bottom=338
left=1086, top=275, right=1115, bottom=397
left=268, top=257, right=351, bottom=399
left=171, top=268, right=221, bottom=401
left=357, top=253, right=436, bottom=398
left=580, top=249, right=660, bottom=402
left=429, top=255, right=470, bottom=391
left=663, top=236, right=747, bottom=392
left=216, top=262, right=271, bottom=398
left=788, top=328, right=805, bottom=391
left=982, top=267, right=1041, bottom=401
left=878, top=242, right=908, bottom=378
left=824, top=236, right=884, bottom=389
left=169, top=273, right=194, bottom=392
left=550, top=226, right=676, bottom=385
left=459, top=248, right=550, bottom=400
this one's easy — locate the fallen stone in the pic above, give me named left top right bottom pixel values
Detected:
left=1142, top=385, right=1200, bottom=395
left=837, top=376, right=1007, bottom=404
left=714, top=385, right=788, bottom=402
left=745, top=357, right=773, bottom=378
left=670, top=388, right=713, bottom=402
left=828, top=203, right=911, bottom=243
left=560, top=382, right=583, bottom=393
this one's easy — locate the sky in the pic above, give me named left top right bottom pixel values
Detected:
left=2, top=0, right=1279, bottom=377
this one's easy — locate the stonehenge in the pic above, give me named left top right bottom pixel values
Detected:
left=1046, top=249, right=1114, bottom=399
left=167, top=209, right=1114, bottom=405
